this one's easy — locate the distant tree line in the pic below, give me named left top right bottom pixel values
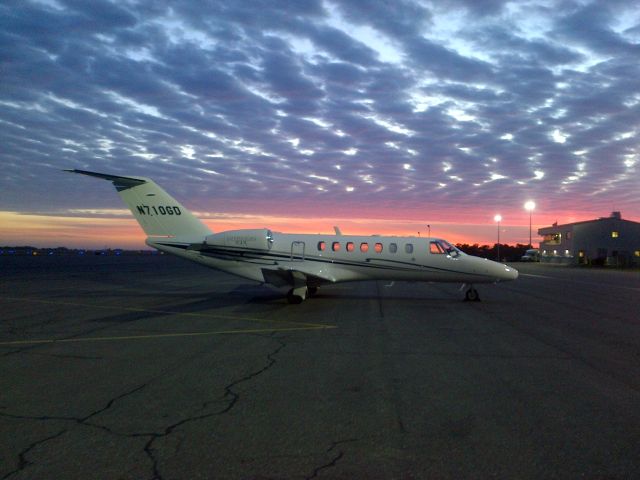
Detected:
left=455, top=243, right=531, bottom=262
left=0, top=246, right=155, bottom=256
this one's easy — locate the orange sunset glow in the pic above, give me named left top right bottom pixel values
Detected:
left=1, top=208, right=617, bottom=250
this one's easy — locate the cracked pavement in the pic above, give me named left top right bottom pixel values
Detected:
left=2, top=256, right=640, bottom=478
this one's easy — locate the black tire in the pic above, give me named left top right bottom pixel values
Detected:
left=287, top=289, right=305, bottom=304
left=465, top=288, right=480, bottom=301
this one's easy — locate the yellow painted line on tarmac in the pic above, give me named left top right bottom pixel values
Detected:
left=0, top=325, right=336, bottom=346
left=1, top=296, right=334, bottom=329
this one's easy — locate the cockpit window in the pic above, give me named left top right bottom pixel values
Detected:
left=430, top=240, right=461, bottom=257
left=442, top=240, right=461, bottom=257
left=430, top=242, right=445, bottom=254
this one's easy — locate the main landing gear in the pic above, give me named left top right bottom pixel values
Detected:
left=287, top=286, right=308, bottom=304
left=286, top=286, right=319, bottom=304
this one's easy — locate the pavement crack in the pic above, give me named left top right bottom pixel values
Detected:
left=3, top=330, right=288, bottom=480
left=1, top=429, right=67, bottom=480
left=140, top=335, right=287, bottom=480
left=305, top=438, right=358, bottom=480
left=0, top=383, right=149, bottom=477
left=80, top=384, right=147, bottom=423
left=217, top=335, right=286, bottom=415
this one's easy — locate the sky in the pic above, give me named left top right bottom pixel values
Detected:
left=1, top=0, right=639, bottom=249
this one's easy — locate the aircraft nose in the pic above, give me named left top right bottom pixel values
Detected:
left=475, top=258, right=519, bottom=281
left=501, top=265, right=519, bottom=281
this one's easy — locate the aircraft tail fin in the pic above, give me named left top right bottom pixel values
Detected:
left=66, top=169, right=212, bottom=238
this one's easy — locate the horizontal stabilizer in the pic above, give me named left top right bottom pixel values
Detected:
left=64, top=169, right=146, bottom=191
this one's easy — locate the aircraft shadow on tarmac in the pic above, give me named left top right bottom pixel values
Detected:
left=84, top=281, right=509, bottom=323
left=87, top=285, right=284, bottom=323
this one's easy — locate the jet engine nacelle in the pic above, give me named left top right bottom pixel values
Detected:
left=205, top=229, right=274, bottom=250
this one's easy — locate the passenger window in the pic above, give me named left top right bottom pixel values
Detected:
left=430, top=242, right=445, bottom=254
left=389, top=243, right=397, bottom=253
left=375, top=243, right=383, bottom=253
left=360, top=242, right=369, bottom=253
left=332, top=242, right=341, bottom=252
left=346, top=242, right=355, bottom=252
left=318, top=241, right=326, bottom=251
left=405, top=243, right=413, bottom=254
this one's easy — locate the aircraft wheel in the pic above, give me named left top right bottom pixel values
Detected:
left=465, top=288, right=480, bottom=302
left=287, top=287, right=307, bottom=304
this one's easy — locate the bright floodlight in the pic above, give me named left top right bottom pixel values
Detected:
left=494, top=214, right=502, bottom=222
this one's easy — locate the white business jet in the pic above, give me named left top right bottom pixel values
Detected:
left=66, top=170, right=518, bottom=303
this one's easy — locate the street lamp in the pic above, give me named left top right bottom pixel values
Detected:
left=494, top=214, right=502, bottom=261
left=524, top=200, right=536, bottom=247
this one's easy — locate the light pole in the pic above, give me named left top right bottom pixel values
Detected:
left=494, top=214, right=502, bottom=261
left=524, top=200, right=535, bottom=247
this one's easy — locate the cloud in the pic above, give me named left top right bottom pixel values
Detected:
left=553, top=1, right=640, bottom=56
left=0, top=0, right=638, bottom=240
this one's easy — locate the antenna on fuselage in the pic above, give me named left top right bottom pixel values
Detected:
left=333, top=226, right=342, bottom=235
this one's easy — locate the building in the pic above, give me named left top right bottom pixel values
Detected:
left=537, top=212, right=640, bottom=266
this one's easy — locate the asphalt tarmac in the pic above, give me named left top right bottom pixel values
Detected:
left=1, top=255, right=639, bottom=479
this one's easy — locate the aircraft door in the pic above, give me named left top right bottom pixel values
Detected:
left=291, top=241, right=305, bottom=261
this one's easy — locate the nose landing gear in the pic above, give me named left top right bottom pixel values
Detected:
left=463, top=285, right=480, bottom=302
